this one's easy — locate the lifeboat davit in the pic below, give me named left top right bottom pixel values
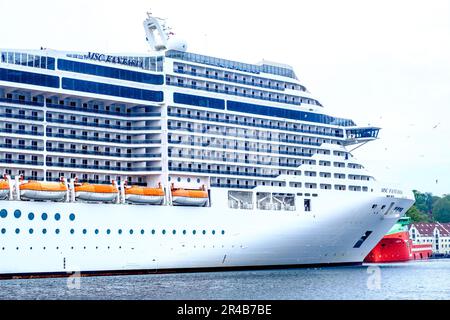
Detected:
left=125, top=185, right=165, bottom=205
left=20, top=181, right=67, bottom=201
left=75, top=183, right=118, bottom=203
left=0, top=180, right=10, bottom=200
left=171, top=186, right=208, bottom=207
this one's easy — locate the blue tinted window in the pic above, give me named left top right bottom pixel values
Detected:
left=107, top=229, right=111, bottom=235
left=29, top=228, right=34, bottom=234
left=83, top=229, right=87, bottom=234
left=14, top=209, right=21, bottom=218
left=58, top=59, right=164, bottom=85
left=0, top=68, right=59, bottom=88
left=227, top=100, right=355, bottom=127
left=62, top=78, right=164, bottom=102
left=15, top=228, right=20, bottom=234
left=70, top=229, right=75, bottom=234
left=55, top=213, right=61, bottom=221
left=42, top=213, right=48, bottom=220
left=55, top=229, right=60, bottom=234
left=174, top=93, right=224, bottom=110
left=69, top=213, right=75, bottom=221
left=42, top=229, right=47, bottom=234
left=1, top=228, right=6, bottom=234
left=0, top=209, right=7, bottom=218
left=28, top=212, right=34, bottom=220
left=95, top=229, right=99, bottom=234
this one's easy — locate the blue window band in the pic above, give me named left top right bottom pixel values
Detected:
left=174, top=92, right=225, bottom=110
left=58, top=59, right=164, bottom=85
left=0, top=68, right=59, bottom=88
left=227, top=100, right=355, bottom=127
left=62, top=78, right=164, bottom=102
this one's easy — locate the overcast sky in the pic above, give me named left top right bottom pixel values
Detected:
left=0, top=0, right=449, bottom=196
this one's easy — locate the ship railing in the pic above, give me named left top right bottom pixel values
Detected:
left=0, top=144, right=44, bottom=151
left=0, top=128, right=44, bottom=136
left=46, top=133, right=161, bottom=144
left=0, top=113, right=44, bottom=121
left=46, top=103, right=161, bottom=118
left=174, top=69, right=286, bottom=91
left=46, top=147, right=161, bottom=158
left=45, top=162, right=162, bottom=172
left=167, top=82, right=302, bottom=106
left=0, top=97, right=44, bottom=107
left=47, top=118, right=160, bottom=131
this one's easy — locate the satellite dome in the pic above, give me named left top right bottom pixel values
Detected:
left=167, top=37, right=188, bottom=52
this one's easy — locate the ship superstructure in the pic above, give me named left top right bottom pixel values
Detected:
left=0, top=13, right=414, bottom=277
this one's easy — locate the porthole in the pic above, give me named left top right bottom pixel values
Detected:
left=42, top=213, right=48, bottom=220
left=118, top=229, right=122, bottom=234
left=107, top=229, right=111, bottom=235
left=172, top=230, right=176, bottom=235
left=197, top=178, right=201, bottom=183
left=55, top=213, right=61, bottom=221
left=55, top=229, right=60, bottom=234
left=1, top=228, right=6, bottom=234
left=69, top=213, right=75, bottom=221
left=0, top=209, right=7, bottom=218
left=183, top=230, right=187, bottom=235
left=42, top=229, right=47, bottom=234
left=70, top=229, right=75, bottom=234
left=212, top=230, right=216, bottom=235
left=29, top=228, right=34, bottom=234
left=28, top=212, right=34, bottom=220
left=162, top=230, right=166, bottom=235
left=187, top=178, right=191, bottom=183
left=193, top=230, right=197, bottom=235
left=15, top=228, right=20, bottom=234
left=151, top=229, right=156, bottom=235
left=141, top=229, right=145, bottom=235
left=14, top=209, right=21, bottom=219
left=83, top=229, right=87, bottom=234
left=95, top=229, right=99, bottom=235
left=202, top=230, right=206, bottom=235
left=221, top=230, right=225, bottom=235
left=129, top=229, right=134, bottom=235
left=177, top=177, right=181, bottom=182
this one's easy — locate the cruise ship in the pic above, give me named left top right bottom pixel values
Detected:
left=0, top=13, right=414, bottom=278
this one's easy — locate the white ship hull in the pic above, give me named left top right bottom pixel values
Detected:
left=0, top=188, right=413, bottom=277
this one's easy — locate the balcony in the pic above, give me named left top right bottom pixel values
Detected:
left=46, top=147, right=161, bottom=158
left=46, top=103, right=161, bottom=118
left=0, top=144, right=44, bottom=151
left=169, top=166, right=280, bottom=178
left=0, top=97, right=44, bottom=107
left=167, top=112, right=338, bottom=139
left=0, top=113, right=44, bottom=121
left=46, top=132, right=161, bottom=145
left=47, top=118, right=161, bottom=131
left=0, top=128, right=43, bottom=136
left=46, top=162, right=162, bottom=172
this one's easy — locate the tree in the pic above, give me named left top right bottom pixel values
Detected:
left=406, top=205, right=431, bottom=223
left=432, top=195, right=450, bottom=223
left=413, top=190, right=434, bottom=218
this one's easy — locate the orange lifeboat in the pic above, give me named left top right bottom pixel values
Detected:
left=171, top=185, right=208, bottom=207
left=75, top=183, right=118, bottom=203
left=125, top=185, right=165, bottom=205
left=20, top=181, right=67, bottom=201
left=0, top=180, right=10, bottom=200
